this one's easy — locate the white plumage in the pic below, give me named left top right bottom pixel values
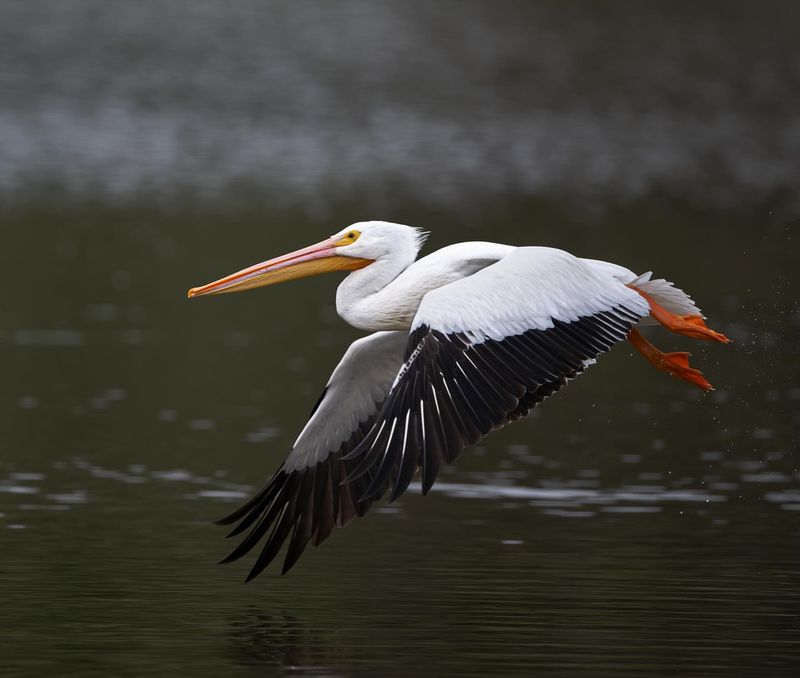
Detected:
left=413, top=247, right=648, bottom=339
left=286, top=331, right=406, bottom=472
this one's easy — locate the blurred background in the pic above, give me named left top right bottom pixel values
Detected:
left=1, top=1, right=798, bottom=676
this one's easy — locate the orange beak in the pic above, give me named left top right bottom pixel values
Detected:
left=187, top=236, right=372, bottom=298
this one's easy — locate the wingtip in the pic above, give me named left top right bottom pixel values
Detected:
left=245, top=560, right=275, bottom=582
left=218, top=545, right=249, bottom=565
left=388, top=479, right=409, bottom=503
left=214, top=509, right=243, bottom=526
left=224, top=525, right=243, bottom=538
left=244, top=565, right=262, bottom=583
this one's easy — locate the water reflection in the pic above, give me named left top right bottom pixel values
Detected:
left=227, top=610, right=352, bottom=676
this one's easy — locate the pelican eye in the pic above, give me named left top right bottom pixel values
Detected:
left=335, top=229, right=361, bottom=246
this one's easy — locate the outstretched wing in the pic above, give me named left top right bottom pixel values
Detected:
left=345, top=247, right=650, bottom=502
left=217, top=331, right=407, bottom=579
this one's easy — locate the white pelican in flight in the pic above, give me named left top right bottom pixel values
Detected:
left=188, top=221, right=729, bottom=580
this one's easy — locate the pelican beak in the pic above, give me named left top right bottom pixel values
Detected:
left=187, top=236, right=372, bottom=298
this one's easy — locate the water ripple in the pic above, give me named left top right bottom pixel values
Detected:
left=427, top=482, right=725, bottom=508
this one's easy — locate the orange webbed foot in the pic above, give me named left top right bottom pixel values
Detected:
left=654, top=350, right=713, bottom=391
left=628, top=328, right=714, bottom=391
left=630, top=288, right=731, bottom=344
left=672, top=314, right=731, bottom=343
left=678, top=315, right=707, bottom=327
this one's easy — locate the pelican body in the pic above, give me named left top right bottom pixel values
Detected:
left=188, top=221, right=729, bottom=580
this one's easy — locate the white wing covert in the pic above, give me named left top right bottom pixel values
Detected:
left=345, top=247, right=649, bottom=501
left=216, top=330, right=407, bottom=579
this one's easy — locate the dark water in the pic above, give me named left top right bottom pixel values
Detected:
left=2, top=2, right=799, bottom=676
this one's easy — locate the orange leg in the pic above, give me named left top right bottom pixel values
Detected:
left=630, top=288, right=731, bottom=344
left=628, top=328, right=713, bottom=391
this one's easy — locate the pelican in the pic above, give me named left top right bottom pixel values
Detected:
left=188, top=221, right=729, bottom=580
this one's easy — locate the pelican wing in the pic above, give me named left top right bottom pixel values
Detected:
left=346, top=247, right=650, bottom=501
left=217, top=330, right=407, bottom=579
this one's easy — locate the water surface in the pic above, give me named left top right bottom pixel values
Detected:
left=1, top=2, right=798, bottom=676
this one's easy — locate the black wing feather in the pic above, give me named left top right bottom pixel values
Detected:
left=218, top=305, right=640, bottom=579
left=346, top=305, right=641, bottom=503
left=216, top=416, right=385, bottom=580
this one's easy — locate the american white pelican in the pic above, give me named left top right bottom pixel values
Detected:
left=188, top=221, right=729, bottom=580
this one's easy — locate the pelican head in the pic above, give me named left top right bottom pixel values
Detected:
left=187, top=221, right=425, bottom=298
